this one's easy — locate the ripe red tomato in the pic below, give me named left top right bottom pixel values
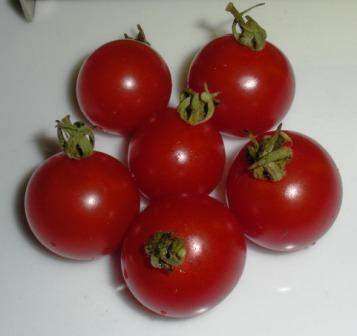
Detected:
left=188, top=3, right=295, bottom=137
left=226, top=128, right=342, bottom=252
left=76, top=27, right=172, bottom=136
left=25, top=117, right=140, bottom=260
left=121, top=194, right=246, bottom=318
left=128, top=107, right=225, bottom=199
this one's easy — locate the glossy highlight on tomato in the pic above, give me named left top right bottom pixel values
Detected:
left=128, top=108, right=225, bottom=199
left=77, top=36, right=172, bottom=136
left=227, top=130, right=342, bottom=252
left=121, top=194, right=246, bottom=318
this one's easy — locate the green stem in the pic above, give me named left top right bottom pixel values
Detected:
left=145, top=232, right=186, bottom=271
left=56, top=115, right=94, bottom=159
left=241, top=3, right=265, bottom=16
left=177, top=83, right=219, bottom=126
left=247, top=124, right=293, bottom=181
left=124, top=24, right=150, bottom=46
left=225, top=2, right=267, bottom=51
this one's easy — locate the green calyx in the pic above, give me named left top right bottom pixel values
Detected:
left=178, top=84, right=219, bottom=126
left=247, top=124, right=293, bottom=181
left=145, top=232, right=186, bottom=271
left=56, top=115, right=94, bottom=159
left=226, top=2, right=267, bottom=51
left=124, top=24, right=150, bottom=46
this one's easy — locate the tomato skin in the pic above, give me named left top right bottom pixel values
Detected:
left=76, top=39, right=172, bottom=136
left=188, top=35, right=295, bottom=137
left=121, top=195, right=246, bottom=318
left=128, top=108, right=225, bottom=199
left=25, top=152, right=140, bottom=260
left=227, top=131, right=342, bottom=252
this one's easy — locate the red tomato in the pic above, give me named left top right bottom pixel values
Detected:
left=25, top=117, right=140, bottom=260
left=188, top=4, right=295, bottom=137
left=121, top=195, right=246, bottom=318
left=227, top=129, right=342, bottom=252
left=128, top=108, right=225, bottom=199
left=76, top=30, right=172, bottom=136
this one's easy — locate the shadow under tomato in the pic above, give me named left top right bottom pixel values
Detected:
left=213, top=135, right=246, bottom=204
left=109, top=249, right=125, bottom=287
left=177, top=48, right=199, bottom=94
left=34, top=132, right=60, bottom=159
left=196, top=18, right=231, bottom=40
left=118, top=136, right=130, bottom=167
left=247, top=239, right=315, bottom=256
left=6, top=0, right=26, bottom=22
left=178, top=18, right=232, bottom=95
left=67, top=55, right=88, bottom=122
left=246, top=240, right=289, bottom=256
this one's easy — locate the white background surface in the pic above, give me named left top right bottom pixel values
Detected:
left=1, top=0, right=356, bottom=335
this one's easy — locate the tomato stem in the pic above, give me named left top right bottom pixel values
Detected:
left=56, top=115, right=94, bottom=159
left=178, top=83, right=219, bottom=126
left=145, top=232, right=186, bottom=271
left=247, top=124, right=293, bottom=181
left=124, top=24, right=151, bottom=46
left=240, top=3, right=265, bottom=16
left=225, top=2, right=267, bottom=51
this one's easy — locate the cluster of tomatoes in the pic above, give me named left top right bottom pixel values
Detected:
left=24, top=3, right=342, bottom=318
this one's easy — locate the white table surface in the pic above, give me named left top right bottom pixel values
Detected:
left=1, top=1, right=356, bottom=335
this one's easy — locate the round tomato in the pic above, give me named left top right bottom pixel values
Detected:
left=25, top=117, right=140, bottom=260
left=128, top=106, right=225, bottom=200
left=226, top=127, right=342, bottom=252
left=76, top=26, right=172, bottom=136
left=121, top=194, right=246, bottom=318
left=188, top=3, right=295, bottom=137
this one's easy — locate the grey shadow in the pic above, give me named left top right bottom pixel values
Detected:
left=118, top=136, right=130, bottom=167
left=247, top=240, right=288, bottom=256
left=67, top=56, right=87, bottom=121
left=214, top=134, right=243, bottom=204
left=178, top=49, right=199, bottom=93
left=109, top=249, right=125, bottom=287
left=7, top=0, right=26, bottom=22
left=34, top=132, right=60, bottom=159
left=247, top=240, right=313, bottom=256
left=196, top=18, right=231, bottom=40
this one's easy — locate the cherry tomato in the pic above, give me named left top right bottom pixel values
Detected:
left=25, top=117, right=140, bottom=260
left=121, top=194, right=246, bottom=318
left=128, top=107, right=225, bottom=199
left=188, top=3, right=295, bottom=137
left=226, top=128, right=342, bottom=252
left=76, top=26, right=172, bottom=136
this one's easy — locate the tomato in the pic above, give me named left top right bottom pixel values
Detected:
left=226, top=127, right=342, bottom=252
left=128, top=107, right=225, bottom=200
left=76, top=26, right=172, bottom=136
left=188, top=3, right=295, bottom=137
left=121, top=194, right=246, bottom=318
left=25, top=117, right=140, bottom=260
